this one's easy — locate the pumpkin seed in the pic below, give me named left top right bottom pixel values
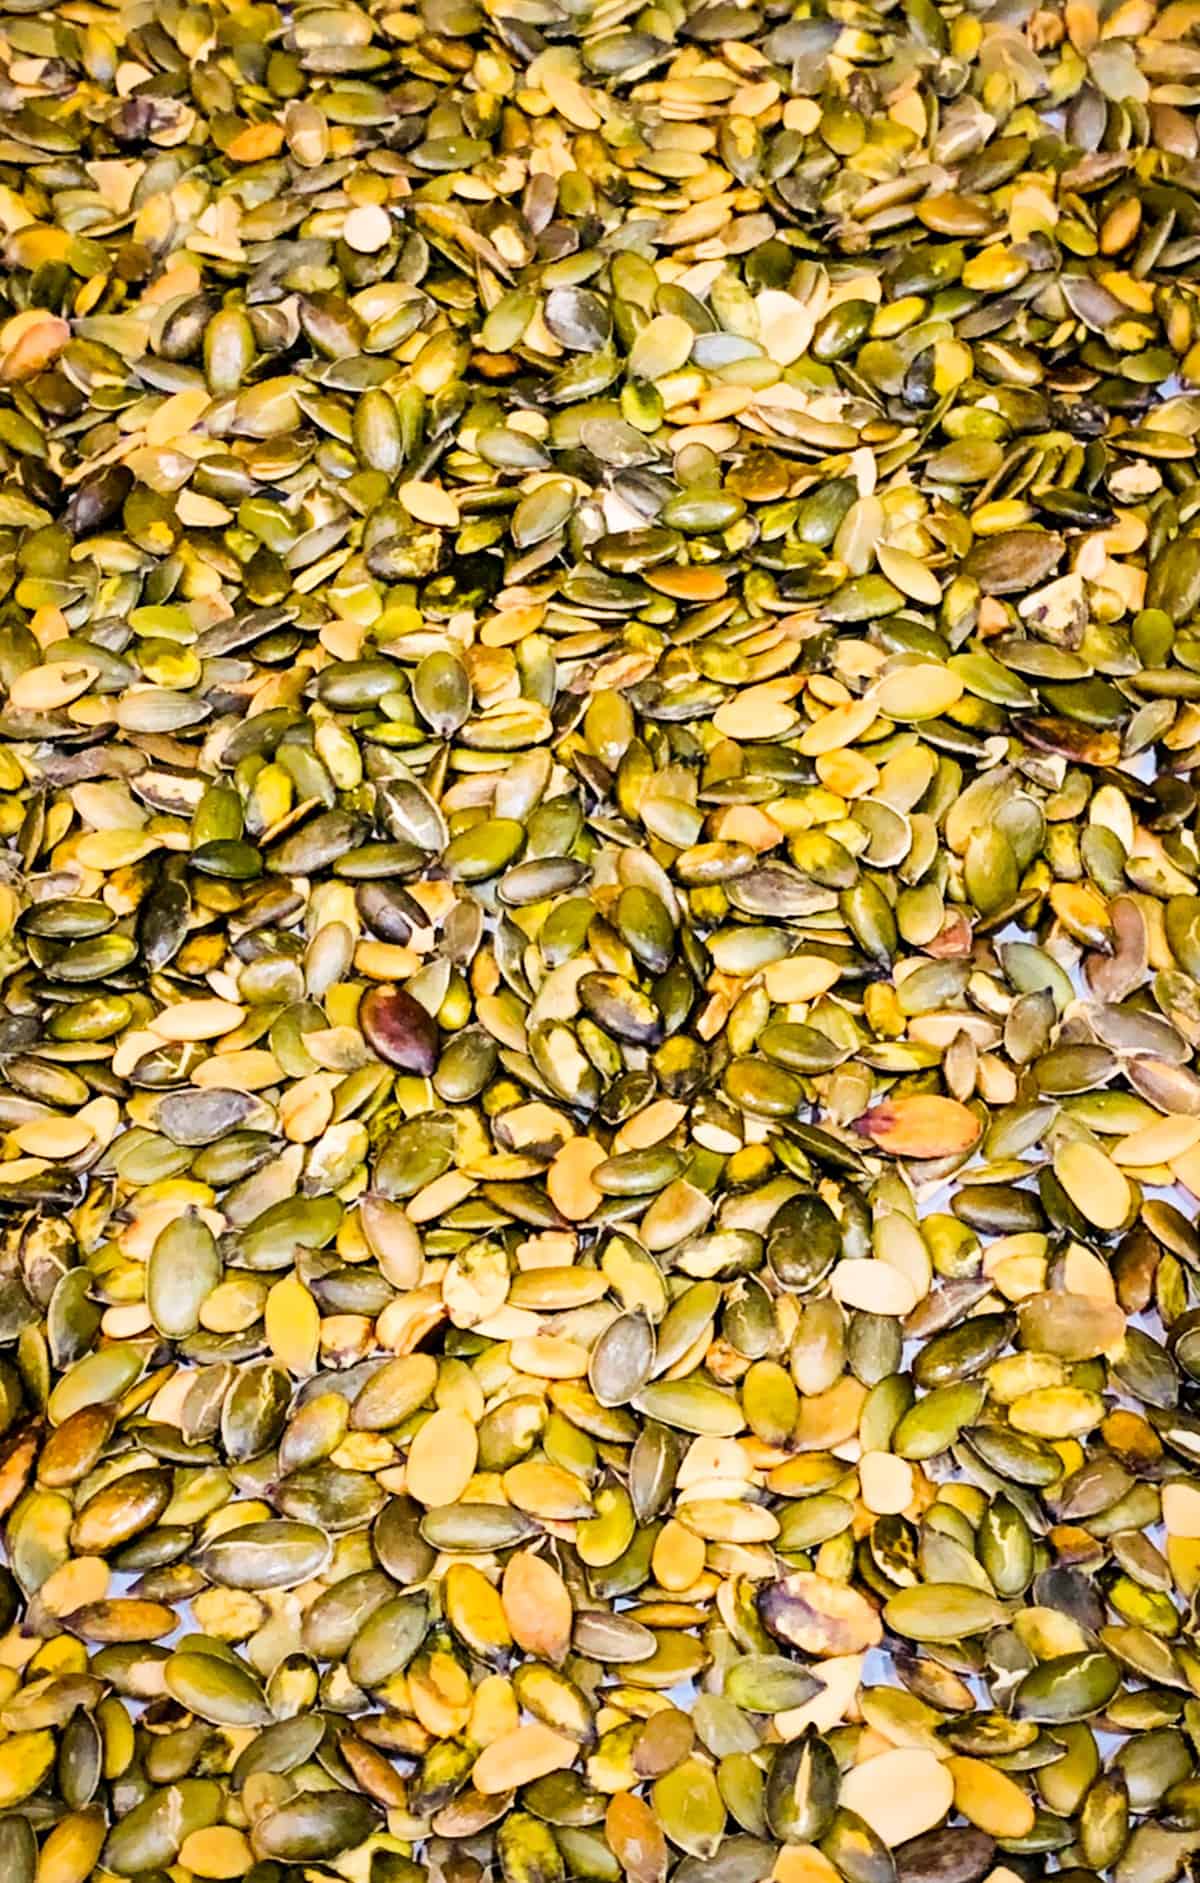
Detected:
left=0, top=14, right=1195, bottom=1883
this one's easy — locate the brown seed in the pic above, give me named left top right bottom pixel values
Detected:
left=501, top=1551, right=573, bottom=1665
left=606, top=1792, right=668, bottom=1883
left=854, top=1096, right=982, bottom=1158
left=759, top=1572, right=883, bottom=1657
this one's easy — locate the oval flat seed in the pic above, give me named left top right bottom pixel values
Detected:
left=946, top=1758, right=1036, bottom=1839
left=839, top=1750, right=954, bottom=1847
left=473, top=1723, right=578, bottom=1794
left=884, top=1586, right=1009, bottom=1640
left=830, top=1261, right=919, bottom=1317
left=406, top=1408, right=478, bottom=1505
left=164, top=1652, right=271, bottom=1727
left=876, top=666, right=964, bottom=722
left=855, top=1096, right=981, bottom=1158
left=1053, top=1139, right=1132, bottom=1231
left=760, top=1573, right=883, bottom=1657
left=858, top=1453, right=914, bottom=1516
left=251, top=1794, right=379, bottom=1862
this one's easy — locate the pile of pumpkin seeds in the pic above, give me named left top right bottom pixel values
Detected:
left=9, top=0, right=1200, bottom=1879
